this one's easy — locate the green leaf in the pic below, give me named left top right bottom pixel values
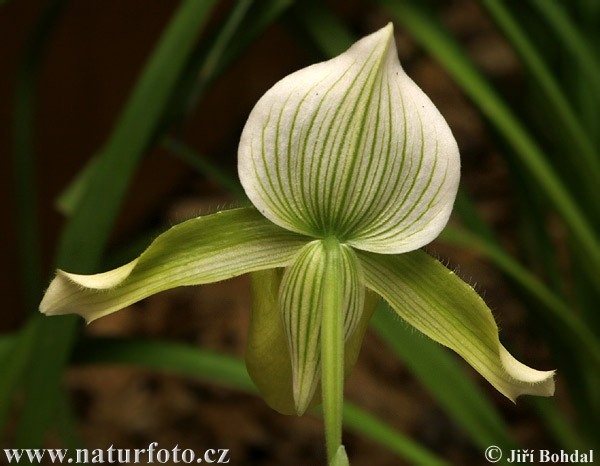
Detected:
left=342, top=402, right=450, bottom=466
left=59, top=0, right=294, bottom=216
left=72, top=337, right=257, bottom=393
left=55, top=154, right=99, bottom=215
left=528, top=0, right=600, bottom=101
left=162, top=137, right=246, bottom=199
left=529, top=398, right=587, bottom=452
left=55, top=387, right=82, bottom=450
left=358, top=249, right=555, bottom=401
left=0, top=328, right=30, bottom=435
left=371, top=304, right=517, bottom=451
left=11, top=0, right=68, bottom=312
left=479, top=0, right=600, bottom=191
left=41, top=208, right=308, bottom=323
left=238, top=24, right=460, bottom=252
left=74, top=337, right=447, bottom=465
left=19, top=2, right=222, bottom=447
left=439, top=226, right=600, bottom=370
left=55, top=0, right=219, bottom=269
left=2, top=0, right=67, bottom=438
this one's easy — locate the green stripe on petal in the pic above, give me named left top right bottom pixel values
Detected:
left=245, top=269, right=378, bottom=416
left=40, top=207, right=309, bottom=323
left=357, top=249, right=555, bottom=401
left=278, top=241, right=366, bottom=415
left=238, top=24, right=459, bottom=252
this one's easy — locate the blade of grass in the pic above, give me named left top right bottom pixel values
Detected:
left=0, top=319, right=40, bottom=437
left=341, top=402, right=450, bottom=466
left=1, top=0, right=69, bottom=438
left=11, top=0, right=69, bottom=315
left=453, top=188, right=497, bottom=242
left=439, top=226, right=600, bottom=369
left=55, top=0, right=218, bottom=265
left=479, top=0, right=600, bottom=196
left=528, top=396, right=588, bottom=451
left=72, top=337, right=256, bottom=393
left=371, top=304, right=517, bottom=453
left=288, top=0, right=355, bottom=58
left=14, top=0, right=219, bottom=448
left=528, top=0, right=600, bottom=101
left=210, top=0, right=295, bottom=81
left=54, top=154, right=100, bottom=215
left=452, top=183, right=596, bottom=445
left=157, top=0, right=257, bottom=133
left=162, top=137, right=247, bottom=199
left=379, top=0, right=600, bottom=280
left=73, top=337, right=449, bottom=465
left=55, top=388, right=82, bottom=450
left=0, top=334, right=16, bottom=356
left=58, top=0, right=294, bottom=216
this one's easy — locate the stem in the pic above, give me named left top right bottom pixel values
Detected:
left=321, top=237, right=345, bottom=463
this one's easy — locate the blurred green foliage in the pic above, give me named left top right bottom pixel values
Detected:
left=3, top=0, right=599, bottom=464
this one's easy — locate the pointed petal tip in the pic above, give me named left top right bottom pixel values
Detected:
left=358, top=250, right=555, bottom=404
left=239, top=18, right=459, bottom=249
left=39, top=270, right=97, bottom=324
left=383, top=21, right=394, bottom=35
left=39, top=269, right=71, bottom=317
left=500, top=345, right=556, bottom=401
left=293, top=386, right=315, bottom=416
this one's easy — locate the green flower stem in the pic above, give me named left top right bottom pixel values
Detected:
left=321, top=237, right=345, bottom=463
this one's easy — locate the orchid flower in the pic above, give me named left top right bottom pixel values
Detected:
left=40, top=24, right=554, bottom=464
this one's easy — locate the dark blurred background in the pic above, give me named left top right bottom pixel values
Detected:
left=1, top=1, right=558, bottom=465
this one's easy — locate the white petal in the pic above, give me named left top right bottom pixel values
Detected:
left=238, top=23, right=460, bottom=252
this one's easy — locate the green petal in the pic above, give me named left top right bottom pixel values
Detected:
left=238, top=23, right=459, bottom=252
left=245, top=269, right=380, bottom=414
left=245, top=268, right=312, bottom=416
left=40, top=207, right=308, bottom=323
left=277, top=241, right=365, bottom=415
left=330, top=446, right=349, bottom=466
left=246, top=267, right=379, bottom=415
left=357, top=249, right=555, bottom=401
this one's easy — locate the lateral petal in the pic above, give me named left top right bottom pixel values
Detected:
left=40, top=207, right=308, bottom=323
left=357, top=249, right=555, bottom=401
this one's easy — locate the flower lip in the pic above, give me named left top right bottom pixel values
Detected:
left=238, top=23, right=460, bottom=254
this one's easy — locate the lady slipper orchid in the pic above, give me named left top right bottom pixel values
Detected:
left=40, top=24, right=554, bottom=463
